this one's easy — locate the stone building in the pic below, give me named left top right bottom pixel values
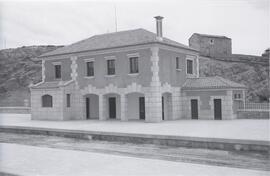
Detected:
left=189, top=33, right=232, bottom=57
left=30, top=16, right=246, bottom=122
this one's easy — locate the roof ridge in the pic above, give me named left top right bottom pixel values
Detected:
left=193, top=33, right=230, bottom=39
left=93, top=28, right=146, bottom=37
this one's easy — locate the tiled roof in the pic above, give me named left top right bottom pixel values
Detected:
left=31, top=80, right=74, bottom=89
left=182, top=76, right=246, bottom=90
left=40, top=28, right=197, bottom=57
left=192, top=33, right=230, bottom=39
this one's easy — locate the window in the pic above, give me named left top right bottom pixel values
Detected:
left=55, top=65, right=61, bottom=79
left=210, top=39, right=214, bottom=45
left=234, top=93, right=242, bottom=99
left=66, top=94, right=71, bottom=107
left=107, top=59, right=115, bottom=75
left=42, top=95, right=52, bottom=107
left=176, top=57, right=180, bottom=69
left=187, top=59, right=193, bottom=74
left=86, top=61, right=94, bottom=77
left=238, top=94, right=241, bottom=99
left=129, top=57, right=139, bottom=74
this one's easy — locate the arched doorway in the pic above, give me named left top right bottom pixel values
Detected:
left=84, top=94, right=99, bottom=119
left=162, top=92, right=172, bottom=120
left=126, top=92, right=145, bottom=120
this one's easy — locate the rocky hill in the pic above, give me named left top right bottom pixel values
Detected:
left=200, top=55, right=269, bottom=102
left=0, top=46, right=62, bottom=106
left=0, top=46, right=269, bottom=106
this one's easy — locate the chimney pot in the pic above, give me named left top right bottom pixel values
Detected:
left=154, top=16, right=164, bottom=41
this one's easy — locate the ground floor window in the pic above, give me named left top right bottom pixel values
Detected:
left=42, top=94, right=53, bottom=107
left=66, top=94, right=71, bottom=107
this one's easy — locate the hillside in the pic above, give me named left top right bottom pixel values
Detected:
left=200, top=56, right=269, bottom=102
left=0, top=46, right=62, bottom=106
left=0, top=46, right=269, bottom=106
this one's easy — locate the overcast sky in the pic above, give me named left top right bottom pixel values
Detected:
left=0, top=0, right=269, bottom=55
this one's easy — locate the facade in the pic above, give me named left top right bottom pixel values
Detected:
left=189, top=33, right=232, bottom=57
left=30, top=17, right=246, bottom=122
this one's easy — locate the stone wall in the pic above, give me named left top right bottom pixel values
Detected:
left=189, top=34, right=232, bottom=57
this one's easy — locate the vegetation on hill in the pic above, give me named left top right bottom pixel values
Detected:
left=200, top=56, right=269, bottom=102
left=0, top=46, right=62, bottom=106
left=0, top=45, right=268, bottom=106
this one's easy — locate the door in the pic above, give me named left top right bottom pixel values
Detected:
left=108, top=97, right=116, bottom=119
left=191, top=99, right=198, bottom=119
left=139, top=97, right=145, bottom=120
left=214, top=99, right=222, bottom=120
left=86, top=97, right=90, bottom=119
left=162, top=96, right=164, bottom=120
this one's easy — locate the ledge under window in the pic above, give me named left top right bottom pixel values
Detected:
left=128, top=73, right=139, bottom=76
left=84, top=76, right=94, bottom=79
left=176, top=69, right=182, bottom=72
left=186, top=73, right=196, bottom=78
left=105, top=74, right=116, bottom=78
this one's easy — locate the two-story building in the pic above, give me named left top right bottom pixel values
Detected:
left=30, top=16, right=246, bottom=122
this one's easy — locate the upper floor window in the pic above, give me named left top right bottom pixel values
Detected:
left=107, top=59, right=115, bottom=75
left=54, top=64, right=61, bottom=79
left=187, top=59, right=193, bottom=74
left=176, top=57, right=180, bottom=70
left=66, top=94, right=71, bottom=107
left=86, top=61, right=94, bottom=77
left=42, top=94, right=52, bottom=107
left=129, top=57, right=139, bottom=74
left=210, top=39, right=214, bottom=45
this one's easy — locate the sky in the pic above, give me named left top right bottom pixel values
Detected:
left=0, top=0, right=269, bottom=55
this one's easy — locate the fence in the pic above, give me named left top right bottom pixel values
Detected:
left=238, top=102, right=270, bottom=111
left=237, top=102, right=269, bottom=119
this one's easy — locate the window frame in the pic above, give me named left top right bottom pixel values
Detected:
left=234, top=93, right=242, bottom=100
left=42, top=94, right=53, bottom=108
left=186, top=58, right=194, bottom=75
left=129, top=56, right=139, bottom=74
left=53, top=63, right=61, bottom=79
left=66, top=94, right=71, bottom=108
left=86, top=61, right=94, bottom=77
left=176, top=57, right=181, bottom=70
left=210, top=39, right=214, bottom=45
left=107, top=59, right=116, bottom=76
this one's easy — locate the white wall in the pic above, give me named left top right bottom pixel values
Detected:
left=126, top=93, right=145, bottom=120
left=31, top=89, right=63, bottom=120
left=162, top=93, right=172, bottom=120
left=127, top=94, right=139, bottom=120
left=84, top=94, right=99, bottom=119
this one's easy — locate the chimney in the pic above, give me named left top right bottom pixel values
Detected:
left=154, top=16, right=164, bottom=41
